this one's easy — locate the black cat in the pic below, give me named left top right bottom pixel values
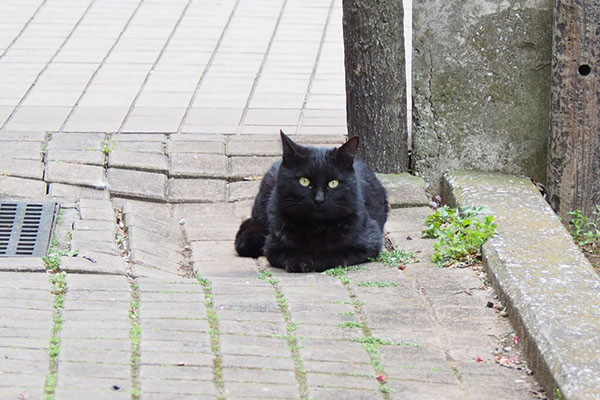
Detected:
left=235, top=131, right=388, bottom=273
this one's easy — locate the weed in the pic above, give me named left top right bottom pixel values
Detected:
left=44, top=272, right=66, bottom=399
left=101, top=135, right=117, bottom=155
left=567, top=206, right=600, bottom=250
left=338, top=311, right=356, bottom=317
left=196, top=274, right=225, bottom=398
left=129, top=280, right=141, bottom=400
left=339, top=321, right=362, bottom=329
left=357, top=281, right=397, bottom=288
left=371, top=248, right=418, bottom=267
left=422, top=206, right=497, bottom=267
left=379, top=384, right=396, bottom=394
left=554, top=388, right=563, bottom=400
left=352, top=337, right=393, bottom=346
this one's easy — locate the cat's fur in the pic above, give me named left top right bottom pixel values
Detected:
left=235, top=131, right=388, bottom=273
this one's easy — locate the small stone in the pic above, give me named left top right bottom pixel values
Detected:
left=486, top=301, right=494, bottom=308
left=179, top=219, right=185, bottom=225
left=500, top=310, right=509, bottom=317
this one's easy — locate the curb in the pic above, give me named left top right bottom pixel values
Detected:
left=442, top=171, right=600, bottom=400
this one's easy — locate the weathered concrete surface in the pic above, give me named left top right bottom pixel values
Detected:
left=443, top=170, right=600, bottom=399
left=376, top=173, right=430, bottom=208
left=413, top=1, right=553, bottom=191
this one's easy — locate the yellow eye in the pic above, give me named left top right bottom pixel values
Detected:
left=328, top=179, right=339, bottom=188
left=299, top=177, right=311, bottom=187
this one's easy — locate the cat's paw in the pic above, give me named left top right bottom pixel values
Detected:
left=285, top=257, right=315, bottom=273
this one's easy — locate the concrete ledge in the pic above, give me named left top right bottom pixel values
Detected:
left=442, top=171, right=600, bottom=400
left=376, top=173, right=430, bottom=208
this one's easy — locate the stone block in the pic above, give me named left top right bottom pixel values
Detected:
left=0, top=141, right=43, bottom=160
left=167, top=140, right=225, bottom=154
left=48, top=183, right=108, bottom=201
left=0, top=176, right=46, bottom=198
left=108, top=150, right=168, bottom=173
left=376, top=173, right=430, bottom=208
left=107, top=168, right=167, bottom=201
left=60, top=254, right=127, bottom=275
left=0, top=158, right=44, bottom=179
left=229, top=156, right=278, bottom=180
left=0, top=257, right=47, bottom=272
left=227, top=180, right=260, bottom=202
left=167, top=178, right=227, bottom=202
left=45, top=149, right=104, bottom=165
left=169, top=153, right=228, bottom=178
left=45, top=161, right=106, bottom=188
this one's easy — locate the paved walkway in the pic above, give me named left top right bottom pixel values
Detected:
left=1, top=1, right=544, bottom=399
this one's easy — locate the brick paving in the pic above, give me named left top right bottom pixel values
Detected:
left=0, top=1, right=545, bottom=399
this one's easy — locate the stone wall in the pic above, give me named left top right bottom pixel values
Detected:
left=412, top=0, right=553, bottom=192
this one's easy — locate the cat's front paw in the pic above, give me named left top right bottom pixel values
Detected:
left=285, top=257, right=315, bottom=273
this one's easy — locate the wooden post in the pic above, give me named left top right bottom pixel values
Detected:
left=342, top=0, right=408, bottom=173
left=547, top=0, right=600, bottom=219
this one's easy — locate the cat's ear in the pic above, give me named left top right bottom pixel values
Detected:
left=336, top=136, right=359, bottom=168
left=280, top=130, right=305, bottom=164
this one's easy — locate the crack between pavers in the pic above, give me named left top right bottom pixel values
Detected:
left=115, top=207, right=141, bottom=399
left=1, top=0, right=99, bottom=131
left=57, top=0, right=146, bottom=133
left=177, top=0, right=242, bottom=134
left=295, top=0, right=337, bottom=134
left=0, top=0, right=48, bottom=62
left=235, top=0, right=291, bottom=135
left=404, top=266, right=472, bottom=397
left=338, top=278, right=394, bottom=399
left=254, top=261, right=309, bottom=400
left=117, top=0, right=195, bottom=134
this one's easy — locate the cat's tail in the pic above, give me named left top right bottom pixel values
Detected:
left=235, top=218, right=268, bottom=258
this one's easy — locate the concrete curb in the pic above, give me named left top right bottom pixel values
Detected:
left=442, top=171, right=600, bottom=400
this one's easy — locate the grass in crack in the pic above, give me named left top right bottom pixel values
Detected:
left=357, top=281, right=398, bottom=288
left=567, top=206, right=600, bottom=271
left=44, top=272, right=66, bottom=400
left=257, top=268, right=308, bottom=398
left=196, top=275, right=225, bottom=397
left=422, top=206, right=497, bottom=268
left=370, top=248, right=418, bottom=268
left=129, top=280, right=141, bottom=400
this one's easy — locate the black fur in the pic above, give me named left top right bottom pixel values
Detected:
left=234, top=131, right=388, bottom=273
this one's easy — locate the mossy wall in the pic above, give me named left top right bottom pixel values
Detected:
left=412, top=0, right=553, bottom=192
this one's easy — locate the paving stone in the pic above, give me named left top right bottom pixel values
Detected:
left=73, top=219, right=116, bottom=232
left=58, top=361, right=131, bottom=379
left=226, top=140, right=282, bottom=156
left=167, top=140, right=225, bottom=154
left=139, top=364, right=213, bottom=381
left=222, top=367, right=296, bottom=385
left=60, top=254, right=127, bottom=275
left=71, top=229, right=115, bottom=243
left=0, top=176, right=47, bottom=198
left=225, top=382, right=299, bottom=399
left=46, top=132, right=105, bottom=150
left=140, top=378, right=216, bottom=396
left=53, top=388, right=131, bottom=400
left=140, top=350, right=214, bottom=366
left=0, top=142, right=43, bottom=161
left=46, top=161, right=106, bottom=188
left=108, top=150, right=168, bottom=172
left=167, top=178, right=227, bottom=202
left=0, top=257, right=47, bottom=272
left=190, top=241, right=236, bottom=261
left=107, top=168, right=167, bottom=201
left=45, top=149, right=105, bottom=165
left=229, top=156, right=278, bottom=180
left=169, top=153, right=228, bottom=178
left=376, top=173, right=430, bottom=208
left=48, top=183, right=109, bottom=200
left=0, top=158, right=44, bottom=179
left=227, top=180, right=261, bottom=202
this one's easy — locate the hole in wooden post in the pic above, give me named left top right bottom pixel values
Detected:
left=578, top=64, right=591, bottom=76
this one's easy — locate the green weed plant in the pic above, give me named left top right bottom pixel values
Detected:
left=422, top=206, right=497, bottom=267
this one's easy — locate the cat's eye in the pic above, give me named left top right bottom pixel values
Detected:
left=299, top=177, right=311, bottom=187
left=328, top=179, right=339, bottom=188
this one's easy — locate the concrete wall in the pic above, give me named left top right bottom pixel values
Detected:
left=412, top=0, right=553, bottom=192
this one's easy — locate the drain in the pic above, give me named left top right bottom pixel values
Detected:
left=0, top=202, right=57, bottom=257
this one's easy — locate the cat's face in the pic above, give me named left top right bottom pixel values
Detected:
left=276, top=131, right=359, bottom=221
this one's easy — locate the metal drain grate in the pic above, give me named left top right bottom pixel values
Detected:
left=0, top=202, right=57, bottom=257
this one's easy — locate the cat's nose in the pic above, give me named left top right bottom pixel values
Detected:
left=314, top=190, right=325, bottom=204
